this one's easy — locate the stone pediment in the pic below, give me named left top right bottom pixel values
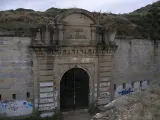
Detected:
left=31, top=8, right=117, bottom=48
left=50, top=8, right=99, bottom=45
left=53, top=8, right=98, bottom=24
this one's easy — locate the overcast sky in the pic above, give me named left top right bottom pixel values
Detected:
left=0, top=0, right=159, bottom=14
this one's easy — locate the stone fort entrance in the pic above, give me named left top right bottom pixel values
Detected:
left=60, top=68, right=89, bottom=111
left=30, top=8, right=117, bottom=114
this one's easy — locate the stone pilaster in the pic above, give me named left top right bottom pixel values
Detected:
left=53, top=27, right=58, bottom=45
left=35, top=29, right=41, bottom=44
left=57, top=23, right=64, bottom=45
left=91, top=25, right=97, bottom=45
left=104, top=31, right=109, bottom=45
left=108, top=31, right=116, bottom=42
left=44, top=27, right=50, bottom=45
left=97, top=53, right=112, bottom=105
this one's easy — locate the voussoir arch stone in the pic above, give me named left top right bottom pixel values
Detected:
left=53, top=8, right=98, bottom=24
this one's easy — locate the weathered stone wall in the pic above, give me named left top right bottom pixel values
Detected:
left=0, top=37, right=33, bottom=117
left=112, top=39, right=155, bottom=99
left=0, top=36, right=160, bottom=117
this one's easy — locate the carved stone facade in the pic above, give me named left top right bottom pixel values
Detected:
left=29, top=8, right=117, bottom=114
left=1, top=8, right=159, bottom=118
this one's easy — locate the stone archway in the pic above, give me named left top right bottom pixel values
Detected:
left=53, top=8, right=98, bottom=24
left=60, top=68, right=89, bottom=111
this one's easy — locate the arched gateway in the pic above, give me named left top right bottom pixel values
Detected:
left=30, top=8, right=117, bottom=116
left=60, top=68, right=89, bottom=111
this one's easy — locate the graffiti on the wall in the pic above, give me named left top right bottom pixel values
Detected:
left=97, top=82, right=111, bottom=105
left=118, top=88, right=133, bottom=95
left=0, top=100, right=33, bottom=117
left=115, top=81, right=148, bottom=98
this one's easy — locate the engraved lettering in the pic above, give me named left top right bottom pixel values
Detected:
left=72, top=28, right=83, bottom=32
left=67, top=27, right=87, bottom=39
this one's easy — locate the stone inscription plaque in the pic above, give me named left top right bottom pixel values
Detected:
left=63, top=13, right=94, bottom=43
left=67, top=28, right=87, bottom=39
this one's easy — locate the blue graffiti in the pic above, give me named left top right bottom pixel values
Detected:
left=118, top=88, right=134, bottom=95
left=27, top=103, right=33, bottom=107
left=23, top=102, right=33, bottom=108
left=23, top=102, right=27, bottom=105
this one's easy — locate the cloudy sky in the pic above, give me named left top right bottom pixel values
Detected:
left=0, top=0, right=159, bottom=13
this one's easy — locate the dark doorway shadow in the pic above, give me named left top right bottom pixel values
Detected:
left=60, top=68, right=89, bottom=111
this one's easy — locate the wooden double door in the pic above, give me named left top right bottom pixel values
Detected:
left=60, top=68, right=89, bottom=111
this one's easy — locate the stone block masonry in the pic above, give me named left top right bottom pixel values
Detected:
left=0, top=37, right=33, bottom=117
left=0, top=8, right=160, bottom=118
